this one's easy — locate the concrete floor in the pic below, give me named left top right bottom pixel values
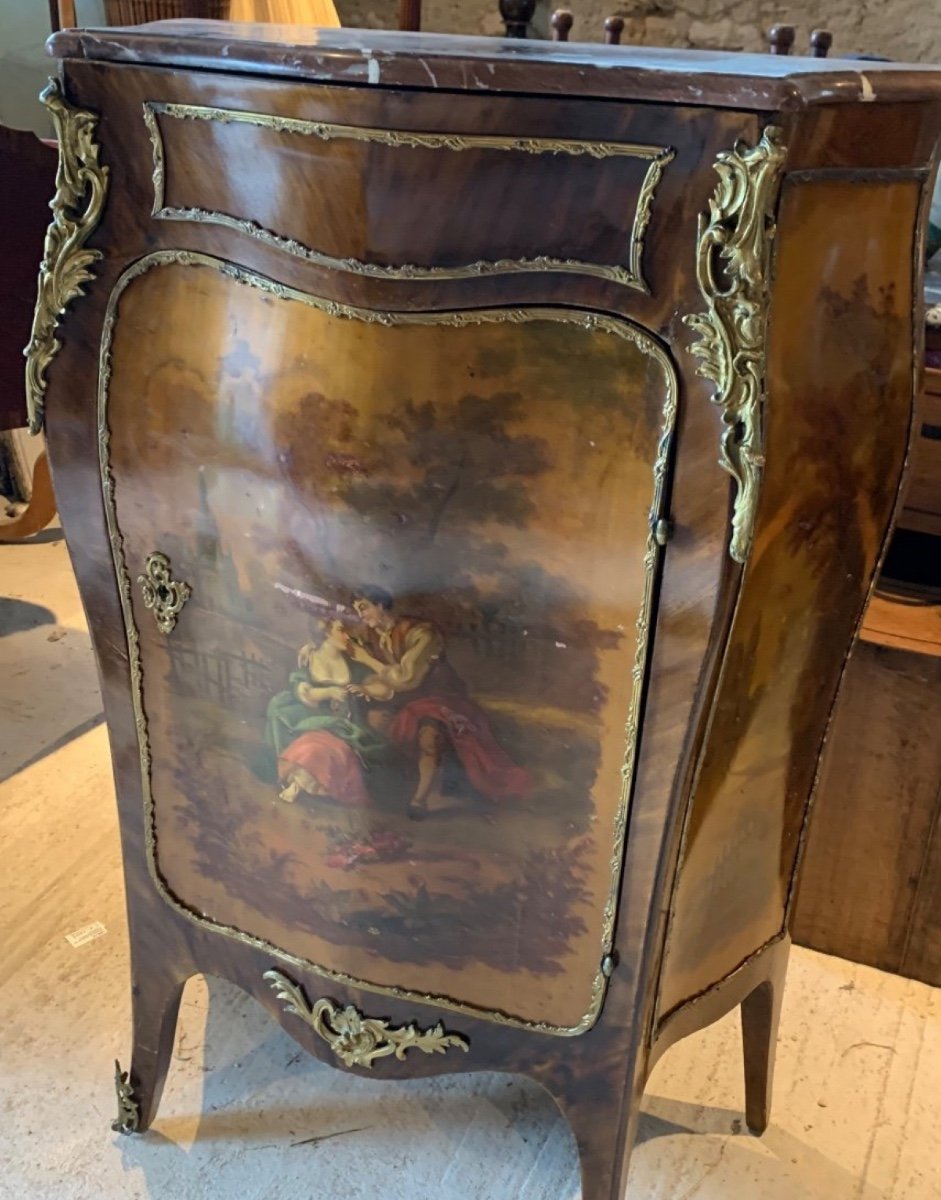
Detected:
left=1, top=527, right=939, bottom=1200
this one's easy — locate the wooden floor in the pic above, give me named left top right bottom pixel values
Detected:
left=1, top=529, right=939, bottom=1200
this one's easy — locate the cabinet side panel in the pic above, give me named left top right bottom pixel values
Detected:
left=657, top=177, right=919, bottom=1017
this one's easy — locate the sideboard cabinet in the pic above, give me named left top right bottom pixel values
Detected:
left=33, top=21, right=941, bottom=1198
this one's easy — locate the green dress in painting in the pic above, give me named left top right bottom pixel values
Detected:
left=266, top=668, right=383, bottom=760
left=262, top=619, right=387, bottom=802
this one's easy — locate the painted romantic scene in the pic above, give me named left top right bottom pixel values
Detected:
left=266, top=587, right=534, bottom=823
left=114, top=264, right=670, bottom=1027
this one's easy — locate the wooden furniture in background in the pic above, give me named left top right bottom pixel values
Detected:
left=604, top=15, right=624, bottom=45
left=54, top=3, right=834, bottom=46
left=767, top=24, right=796, bottom=54
left=398, top=0, right=422, bottom=32
left=0, top=123, right=57, bottom=541
left=36, top=22, right=941, bottom=1198
left=550, top=9, right=573, bottom=40
left=792, top=356, right=941, bottom=986
left=538, top=12, right=834, bottom=50
left=810, top=29, right=834, bottom=57
left=765, top=24, right=836, bottom=59
left=498, top=0, right=537, bottom=37
left=792, top=596, right=941, bottom=986
left=0, top=452, right=56, bottom=541
left=49, top=1, right=77, bottom=31
left=902, top=366, right=941, bottom=536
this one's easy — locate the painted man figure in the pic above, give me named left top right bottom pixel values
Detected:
left=347, top=586, right=532, bottom=819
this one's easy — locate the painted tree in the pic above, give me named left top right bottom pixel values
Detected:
left=342, top=391, right=551, bottom=543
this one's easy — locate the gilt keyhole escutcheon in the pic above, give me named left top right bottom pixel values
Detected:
left=137, top=552, right=191, bottom=634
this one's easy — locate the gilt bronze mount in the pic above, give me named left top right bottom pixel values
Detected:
left=265, top=971, right=470, bottom=1069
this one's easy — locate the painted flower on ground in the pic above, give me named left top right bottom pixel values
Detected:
left=325, top=826, right=413, bottom=870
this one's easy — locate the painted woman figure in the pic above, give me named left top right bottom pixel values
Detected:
left=266, top=617, right=384, bottom=806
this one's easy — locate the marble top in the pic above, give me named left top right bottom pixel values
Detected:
left=48, top=21, right=941, bottom=111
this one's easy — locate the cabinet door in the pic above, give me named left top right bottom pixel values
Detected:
left=103, top=255, right=674, bottom=1033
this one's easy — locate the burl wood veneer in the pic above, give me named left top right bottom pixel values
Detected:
left=30, top=20, right=941, bottom=1198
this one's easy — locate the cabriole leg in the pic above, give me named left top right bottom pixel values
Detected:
left=113, top=965, right=188, bottom=1134
left=740, top=941, right=789, bottom=1135
left=548, top=1075, right=643, bottom=1200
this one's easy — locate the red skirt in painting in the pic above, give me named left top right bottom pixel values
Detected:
left=278, top=731, right=369, bottom=807
left=388, top=695, right=533, bottom=802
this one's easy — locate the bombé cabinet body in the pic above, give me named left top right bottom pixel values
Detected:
left=31, top=21, right=941, bottom=1199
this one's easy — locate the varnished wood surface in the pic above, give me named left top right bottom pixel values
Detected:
left=39, top=23, right=941, bottom=1198
left=924, top=365, right=941, bottom=396
left=61, top=58, right=753, bottom=315
left=141, top=80, right=723, bottom=301
left=649, top=936, right=790, bottom=1136
left=103, top=259, right=674, bottom=1031
left=792, top=640, right=941, bottom=986
left=861, top=594, right=941, bottom=656
left=0, top=452, right=57, bottom=542
left=3, top=564, right=939, bottom=1200
left=43, top=56, right=745, bottom=1197
left=783, top=102, right=941, bottom=170
left=901, top=367, right=941, bottom=535
left=398, top=0, right=422, bottom=33
left=48, top=21, right=941, bottom=110
left=656, top=172, right=920, bottom=1020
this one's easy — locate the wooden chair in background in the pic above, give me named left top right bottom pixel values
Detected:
left=0, top=125, right=57, bottom=541
left=768, top=24, right=834, bottom=56
left=548, top=12, right=834, bottom=53
left=48, top=1, right=75, bottom=30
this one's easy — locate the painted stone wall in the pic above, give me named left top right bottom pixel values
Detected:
left=336, top=0, right=941, bottom=64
